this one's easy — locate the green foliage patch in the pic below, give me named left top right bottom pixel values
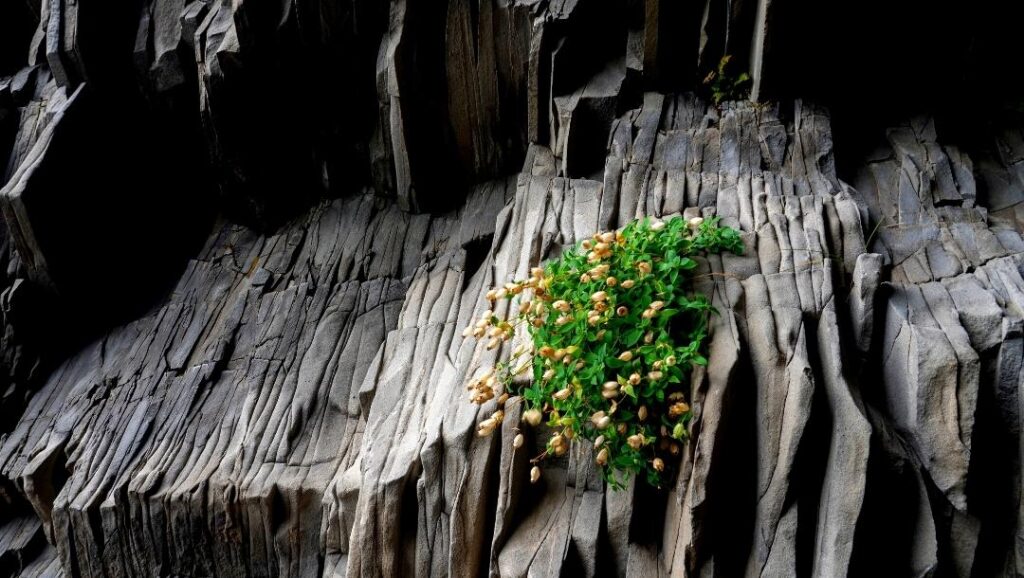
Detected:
left=466, top=215, right=744, bottom=489
left=703, top=55, right=751, bottom=106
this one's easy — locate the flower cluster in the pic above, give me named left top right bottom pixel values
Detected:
left=464, top=215, right=743, bottom=488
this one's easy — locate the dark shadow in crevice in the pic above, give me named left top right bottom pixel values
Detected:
left=765, top=0, right=1024, bottom=185
left=629, top=479, right=667, bottom=545
left=461, top=234, right=494, bottom=291
left=475, top=436, right=502, bottom=578
left=0, top=1, right=37, bottom=77
left=964, top=348, right=1017, bottom=577
left=792, top=314, right=833, bottom=577
left=848, top=430, right=926, bottom=576
left=698, top=334, right=757, bottom=575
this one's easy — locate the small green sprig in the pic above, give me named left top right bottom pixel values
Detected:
left=703, top=55, right=752, bottom=106
left=465, top=215, right=744, bottom=489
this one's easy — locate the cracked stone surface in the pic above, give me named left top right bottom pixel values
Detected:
left=1, top=1, right=1024, bottom=577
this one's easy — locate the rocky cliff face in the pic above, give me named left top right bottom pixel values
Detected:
left=2, top=1, right=1024, bottom=577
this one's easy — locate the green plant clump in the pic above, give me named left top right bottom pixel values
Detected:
left=465, top=215, right=744, bottom=489
left=703, top=54, right=751, bottom=106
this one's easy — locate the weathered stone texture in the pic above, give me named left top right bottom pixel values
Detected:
left=2, top=1, right=1024, bottom=577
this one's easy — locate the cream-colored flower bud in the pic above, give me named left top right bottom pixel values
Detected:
left=530, top=466, right=541, bottom=483
left=638, top=406, right=648, bottom=421
left=580, top=273, right=591, bottom=283
left=599, top=232, right=615, bottom=244
left=648, top=370, right=664, bottom=381
left=668, top=401, right=690, bottom=418
left=590, top=411, right=606, bottom=425
left=653, top=457, right=665, bottom=472
left=591, top=291, right=608, bottom=302
left=605, top=276, right=617, bottom=287
left=552, top=388, right=572, bottom=401
left=601, top=389, right=618, bottom=400
left=596, top=447, right=609, bottom=466
left=616, top=306, right=629, bottom=317
left=618, top=351, right=633, bottom=362
left=650, top=300, right=665, bottom=311
left=477, top=419, right=497, bottom=437
left=543, top=369, right=555, bottom=381
left=513, top=433, right=524, bottom=449
left=596, top=416, right=612, bottom=429
left=486, top=289, right=498, bottom=301
left=523, top=408, right=543, bottom=427
left=602, top=381, right=619, bottom=391
left=621, top=279, right=635, bottom=289
left=629, top=373, right=641, bottom=385
left=666, top=355, right=677, bottom=366
left=627, top=434, right=643, bottom=449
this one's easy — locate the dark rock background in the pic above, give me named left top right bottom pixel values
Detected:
left=1, top=1, right=1024, bottom=576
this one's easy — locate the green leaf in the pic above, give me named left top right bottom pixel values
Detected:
left=624, top=328, right=643, bottom=346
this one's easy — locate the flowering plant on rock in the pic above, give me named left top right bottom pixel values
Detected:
left=465, top=215, right=744, bottom=489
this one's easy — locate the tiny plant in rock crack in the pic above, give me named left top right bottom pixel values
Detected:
left=703, top=55, right=751, bottom=106
left=464, top=215, right=744, bottom=489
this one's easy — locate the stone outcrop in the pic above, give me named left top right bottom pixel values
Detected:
left=2, top=1, right=1024, bottom=577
